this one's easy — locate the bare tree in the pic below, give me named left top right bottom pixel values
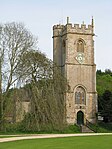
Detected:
left=0, top=22, right=66, bottom=132
left=0, top=27, right=5, bottom=129
left=1, top=22, right=37, bottom=92
left=0, top=22, right=37, bottom=130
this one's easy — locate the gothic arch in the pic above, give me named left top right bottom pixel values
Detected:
left=73, top=84, right=87, bottom=92
left=76, top=38, right=86, bottom=53
left=77, top=110, right=84, bottom=125
left=74, top=85, right=86, bottom=105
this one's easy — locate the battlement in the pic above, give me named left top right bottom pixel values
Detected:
left=53, top=23, right=93, bottom=31
left=53, top=24, right=64, bottom=30
left=53, top=17, right=94, bottom=36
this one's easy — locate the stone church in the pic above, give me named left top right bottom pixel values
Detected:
left=53, top=17, right=97, bottom=125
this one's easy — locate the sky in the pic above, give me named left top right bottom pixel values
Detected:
left=0, top=0, right=112, bottom=71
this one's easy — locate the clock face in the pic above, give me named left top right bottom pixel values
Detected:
left=76, top=53, right=84, bottom=64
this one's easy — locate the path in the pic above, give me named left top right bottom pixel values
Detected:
left=0, top=133, right=112, bottom=143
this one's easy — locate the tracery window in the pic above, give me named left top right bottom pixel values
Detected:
left=75, top=86, right=86, bottom=104
left=77, top=39, right=84, bottom=52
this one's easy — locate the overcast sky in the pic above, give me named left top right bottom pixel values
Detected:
left=0, top=0, right=112, bottom=71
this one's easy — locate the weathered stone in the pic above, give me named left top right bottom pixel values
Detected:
left=53, top=17, right=97, bottom=125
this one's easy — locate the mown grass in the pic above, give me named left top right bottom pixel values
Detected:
left=0, top=135, right=112, bottom=149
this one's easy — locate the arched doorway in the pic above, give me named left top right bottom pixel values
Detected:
left=77, top=111, right=84, bottom=125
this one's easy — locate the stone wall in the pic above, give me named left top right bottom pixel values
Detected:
left=53, top=18, right=97, bottom=125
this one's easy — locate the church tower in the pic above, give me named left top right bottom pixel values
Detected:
left=53, top=17, right=97, bottom=125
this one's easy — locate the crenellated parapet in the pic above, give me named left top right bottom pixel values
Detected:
left=53, top=24, right=64, bottom=37
left=53, top=17, right=97, bottom=125
left=53, top=17, right=94, bottom=37
left=53, top=24, right=64, bottom=30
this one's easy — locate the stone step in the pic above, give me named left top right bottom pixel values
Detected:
left=81, top=125, right=94, bottom=133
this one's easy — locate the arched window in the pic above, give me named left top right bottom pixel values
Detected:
left=77, top=39, right=84, bottom=52
left=81, top=92, right=85, bottom=104
left=75, top=92, right=81, bottom=104
left=75, top=86, right=86, bottom=104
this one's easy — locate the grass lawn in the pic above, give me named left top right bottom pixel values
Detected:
left=0, top=135, right=112, bottom=149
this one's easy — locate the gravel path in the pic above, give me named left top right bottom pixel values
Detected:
left=0, top=133, right=112, bottom=143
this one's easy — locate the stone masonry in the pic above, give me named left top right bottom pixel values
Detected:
left=53, top=17, right=97, bottom=125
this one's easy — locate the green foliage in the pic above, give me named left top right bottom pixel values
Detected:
left=1, top=49, right=67, bottom=133
left=17, top=50, right=52, bottom=83
left=2, top=123, right=80, bottom=134
left=98, top=90, right=112, bottom=122
left=17, top=62, right=66, bottom=132
left=96, top=122, right=112, bottom=133
left=4, top=123, right=22, bottom=133
left=61, top=125, right=80, bottom=133
left=2, top=122, right=112, bottom=134
left=96, top=71, right=112, bottom=96
left=96, top=69, right=112, bottom=122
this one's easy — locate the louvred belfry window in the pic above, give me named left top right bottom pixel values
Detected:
left=77, top=39, right=84, bottom=53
